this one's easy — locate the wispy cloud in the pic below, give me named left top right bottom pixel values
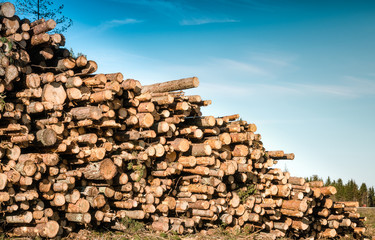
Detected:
left=212, top=58, right=269, bottom=76
left=180, top=18, right=239, bottom=26
left=293, top=83, right=355, bottom=97
left=213, top=0, right=280, bottom=12
left=107, top=0, right=241, bottom=26
left=291, top=76, right=375, bottom=98
left=199, top=75, right=375, bottom=99
left=98, top=18, right=143, bottom=31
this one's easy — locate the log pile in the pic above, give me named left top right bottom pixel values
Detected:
left=0, top=3, right=366, bottom=239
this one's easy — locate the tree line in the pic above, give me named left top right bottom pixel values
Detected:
left=305, top=175, right=374, bottom=207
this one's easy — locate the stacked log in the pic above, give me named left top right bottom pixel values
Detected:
left=0, top=3, right=366, bottom=239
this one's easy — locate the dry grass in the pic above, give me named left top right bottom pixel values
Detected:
left=64, top=208, right=375, bottom=240
left=66, top=225, right=271, bottom=240
left=358, top=207, right=375, bottom=238
left=69, top=211, right=375, bottom=240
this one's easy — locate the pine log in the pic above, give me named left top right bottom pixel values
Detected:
left=33, top=19, right=56, bottom=35
left=65, top=213, right=91, bottom=224
left=42, top=82, right=67, bottom=105
left=117, top=210, right=145, bottom=219
left=321, top=228, right=337, bottom=238
left=6, top=211, right=33, bottom=223
left=106, top=72, right=123, bottom=82
left=5, top=65, right=18, bottom=84
left=0, top=2, right=15, bottom=18
left=142, top=77, right=199, bottom=93
left=31, top=33, right=50, bottom=45
left=80, top=159, right=117, bottom=180
left=169, top=138, right=190, bottom=152
left=76, top=55, right=88, bottom=67
left=56, top=57, right=76, bottom=71
left=0, top=192, right=10, bottom=202
left=70, top=106, right=103, bottom=120
left=36, top=129, right=57, bottom=146
left=67, top=198, right=90, bottom=213
left=79, top=60, right=98, bottom=75
left=37, top=221, right=60, bottom=238
left=26, top=73, right=41, bottom=88
left=189, top=144, right=212, bottom=156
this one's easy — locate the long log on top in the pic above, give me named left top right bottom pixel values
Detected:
left=141, top=77, right=199, bottom=93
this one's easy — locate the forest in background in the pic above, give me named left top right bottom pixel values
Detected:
left=305, top=175, right=374, bottom=207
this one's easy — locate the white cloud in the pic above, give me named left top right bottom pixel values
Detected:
left=292, top=83, right=355, bottom=97
left=291, top=76, right=375, bottom=98
left=197, top=75, right=375, bottom=100
left=211, top=58, right=269, bottom=76
left=180, top=18, right=239, bottom=26
left=98, top=18, right=143, bottom=31
left=107, top=0, right=241, bottom=26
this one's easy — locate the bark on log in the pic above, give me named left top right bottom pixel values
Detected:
left=33, top=19, right=56, bottom=35
left=80, top=159, right=117, bottom=180
left=142, top=77, right=199, bottom=93
left=70, top=106, right=103, bottom=120
left=6, top=211, right=33, bottom=223
left=65, top=213, right=91, bottom=224
left=5, top=65, right=18, bottom=84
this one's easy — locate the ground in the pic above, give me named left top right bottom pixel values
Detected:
left=65, top=208, right=375, bottom=240
left=1, top=208, right=374, bottom=239
left=358, top=207, right=375, bottom=239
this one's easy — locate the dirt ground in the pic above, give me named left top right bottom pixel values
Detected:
left=65, top=207, right=375, bottom=240
left=67, top=208, right=375, bottom=240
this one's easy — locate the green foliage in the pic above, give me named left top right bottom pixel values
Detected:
left=127, top=161, right=145, bottom=182
left=69, top=48, right=87, bottom=59
left=120, top=216, right=145, bottom=232
left=167, top=232, right=180, bottom=240
left=237, top=184, right=256, bottom=203
left=15, top=0, right=73, bottom=33
left=325, top=176, right=332, bottom=186
left=159, top=233, right=168, bottom=238
left=359, top=183, right=368, bottom=206
left=0, top=37, right=13, bottom=52
left=127, top=161, right=133, bottom=171
left=369, top=187, right=375, bottom=207
left=305, top=174, right=322, bottom=182
left=134, top=164, right=145, bottom=182
left=0, top=93, right=6, bottom=112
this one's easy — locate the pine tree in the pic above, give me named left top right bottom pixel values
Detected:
left=359, top=183, right=367, bottom=206
left=345, top=179, right=358, bottom=201
left=15, top=0, right=73, bottom=33
left=335, top=178, right=344, bottom=201
left=368, top=187, right=375, bottom=207
left=325, top=176, right=332, bottom=186
left=311, top=175, right=321, bottom=182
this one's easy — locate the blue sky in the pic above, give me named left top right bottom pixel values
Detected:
left=15, top=1, right=375, bottom=186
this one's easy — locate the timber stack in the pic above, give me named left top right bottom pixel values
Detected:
left=0, top=3, right=366, bottom=239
